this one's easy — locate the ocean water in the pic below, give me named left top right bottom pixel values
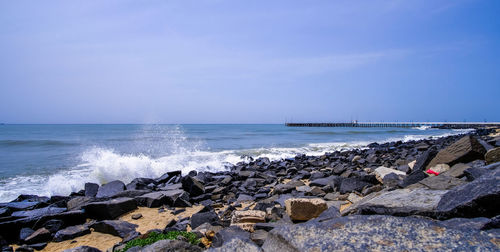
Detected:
left=0, top=124, right=471, bottom=202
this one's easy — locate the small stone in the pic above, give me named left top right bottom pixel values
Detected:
left=285, top=198, right=328, bottom=221
left=131, top=213, right=142, bottom=220
left=374, top=167, right=406, bottom=183
left=347, top=193, right=363, bottom=204
left=231, top=210, right=266, bottom=231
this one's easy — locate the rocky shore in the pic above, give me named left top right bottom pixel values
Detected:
left=1, top=128, right=500, bottom=251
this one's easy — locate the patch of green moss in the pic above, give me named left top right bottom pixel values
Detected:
left=118, top=231, right=199, bottom=252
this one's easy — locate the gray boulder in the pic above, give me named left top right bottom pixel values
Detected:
left=399, top=147, right=438, bottom=187
left=344, top=188, right=448, bottom=217
left=95, top=180, right=126, bottom=198
left=436, top=167, right=500, bottom=218
left=262, top=215, right=500, bottom=251
left=212, top=226, right=251, bottom=248
left=208, top=237, right=262, bottom=252
left=84, top=183, right=99, bottom=197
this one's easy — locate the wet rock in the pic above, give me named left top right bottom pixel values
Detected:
left=262, top=215, right=500, bottom=251
left=11, top=206, right=66, bottom=219
left=346, top=188, right=448, bottom=217
left=67, top=197, right=95, bottom=211
left=485, top=148, right=500, bottom=164
left=191, top=211, right=219, bottom=229
left=181, top=176, right=205, bottom=197
left=156, top=170, right=182, bottom=184
left=95, top=180, right=126, bottom=198
left=84, top=183, right=99, bottom=197
left=90, top=220, right=138, bottom=238
left=285, top=198, right=327, bottom=221
left=82, top=197, right=137, bottom=220
left=126, top=178, right=156, bottom=190
left=211, top=226, right=251, bottom=248
left=436, top=167, right=500, bottom=218
left=417, top=175, right=466, bottom=190
left=427, top=136, right=486, bottom=169
left=0, top=202, right=39, bottom=211
left=24, top=228, right=51, bottom=245
left=62, top=246, right=102, bottom=252
left=54, top=225, right=90, bottom=242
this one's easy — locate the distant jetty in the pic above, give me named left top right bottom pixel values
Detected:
left=285, top=121, right=500, bottom=129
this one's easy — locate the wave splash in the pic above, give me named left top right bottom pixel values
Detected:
left=0, top=127, right=474, bottom=202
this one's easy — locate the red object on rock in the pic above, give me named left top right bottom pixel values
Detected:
left=426, top=169, right=440, bottom=176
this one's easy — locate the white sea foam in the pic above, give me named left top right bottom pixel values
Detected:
left=0, top=127, right=475, bottom=202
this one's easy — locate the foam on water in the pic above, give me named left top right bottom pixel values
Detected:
left=0, top=127, right=474, bottom=202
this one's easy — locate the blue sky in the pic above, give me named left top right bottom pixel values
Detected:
left=1, top=0, right=499, bottom=123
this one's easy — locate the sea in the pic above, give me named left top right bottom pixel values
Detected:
left=0, top=124, right=472, bottom=202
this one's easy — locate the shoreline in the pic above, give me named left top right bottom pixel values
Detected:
left=1, top=127, right=499, bottom=251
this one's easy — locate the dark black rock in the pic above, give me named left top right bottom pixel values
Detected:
left=136, top=192, right=167, bottom=208
left=307, top=206, right=341, bottom=223
left=481, top=215, right=500, bottom=230
left=181, top=176, right=205, bottom=197
left=27, top=243, right=46, bottom=251
left=339, top=178, right=373, bottom=194
left=43, top=219, right=64, bottom=233
left=399, top=147, right=438, bottom=187
left=156, top=170, right=182, bottom=184
left=84, top=183, right=99, bottom=197
left=82, top=197, right=137, bottom=220
left=24, top=228, right=51, bottom=245
left=95, top=180, right=126, bottom=198
left=54, top=225, right=90, bottom=242
left=190, top=211, right=219, bottom=229
left=89, top=220, right=138, bottom=238
left=126, top=178, right=156, bottom=190
left=11, top=206, right=66, bottom=219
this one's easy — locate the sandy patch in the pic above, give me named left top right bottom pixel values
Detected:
left=119, top=205, right=204, bottom=234
left=40, top=232, right=121, bottom=252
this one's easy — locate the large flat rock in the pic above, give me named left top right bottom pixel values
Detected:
left=262, top=215, right=500, bottom=251
left=436, top=165, right=500, bottom=218
left=427, top=136, right=486, bottom=169
left=345, top=188, right=448, bottom=217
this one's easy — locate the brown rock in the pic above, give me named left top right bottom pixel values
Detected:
left=285, top=198, right=327, bottom=221
left=426, top=136, right=486, bottom=169
left=231, top=210, right=266, bottom=231
left=485, top=147, right=500, bottom=164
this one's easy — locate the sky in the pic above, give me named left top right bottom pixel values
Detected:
left=0, top=0, right=499, bottom=124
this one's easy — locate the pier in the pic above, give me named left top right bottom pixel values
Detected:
left=285, top=122, right=500, bottom=129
